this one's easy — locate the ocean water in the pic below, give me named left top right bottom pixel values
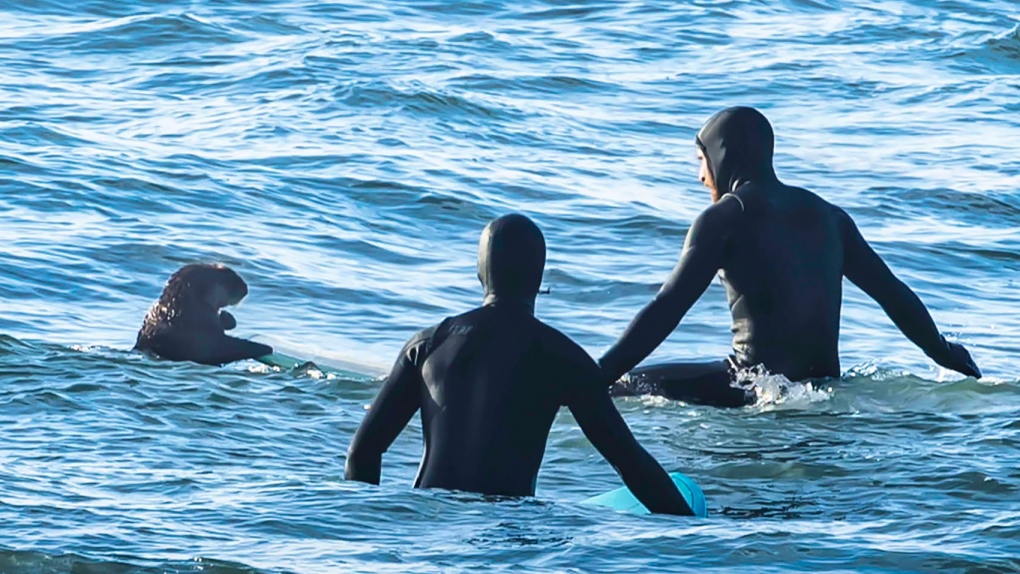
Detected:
left=1, top=0, right=1019, bottom=571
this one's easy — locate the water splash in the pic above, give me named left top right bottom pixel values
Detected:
left=735, top=365, right=833, bottom=409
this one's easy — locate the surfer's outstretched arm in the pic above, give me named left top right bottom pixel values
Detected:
left=599, top=197, right=742, bottom=383
left=840, top=211, right=980, bottom=378
left=345, top=335, right=425, bottom=484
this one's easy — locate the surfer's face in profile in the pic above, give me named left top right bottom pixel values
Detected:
left=697, top=147, right=719, bottom=202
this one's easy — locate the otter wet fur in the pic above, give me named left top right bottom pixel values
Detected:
left=134, top=264, right=273, bottom=366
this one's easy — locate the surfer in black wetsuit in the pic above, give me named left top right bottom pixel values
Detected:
left=345, top=214, right=694, bottom=516
left=600, top=106, right=981, bottom=407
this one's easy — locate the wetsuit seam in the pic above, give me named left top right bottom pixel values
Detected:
left=725, top=193, right=745, bottom=212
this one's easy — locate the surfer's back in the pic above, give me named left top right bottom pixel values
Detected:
left=413, top=303, right=594, bottom=496
left=721, top=183, right=846, bottom=379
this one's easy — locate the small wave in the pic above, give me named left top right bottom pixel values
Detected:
left=447, top=73, right=618, bottom=96
left=0, top=334, right=30, bottom=354
left=0, top=123, right=95, bottom=150
left=517, top=4, right=617, bottom=22
left=335, top=80, right=526, bottom=122
left=0, top=548, right=271, bottom=574
left=948, top=24, right=1020, bottom=74
left=7, top=12, right=248, bottom=52
left=830, top=365, right=1020, bottom=415
left=986, top=25, right=1020, bottom=60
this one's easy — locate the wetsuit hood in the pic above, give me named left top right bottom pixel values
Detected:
left=478, top=214, right=546, bottom=312
left=696, top=106, right=779, bottom=195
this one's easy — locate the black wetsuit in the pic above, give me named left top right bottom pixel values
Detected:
left=600, top=107, right=980, bottom=407
left=346, top=214, right=693, bottom=516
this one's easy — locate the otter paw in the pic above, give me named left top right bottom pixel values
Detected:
left=219, top=310, right=237, bottom=331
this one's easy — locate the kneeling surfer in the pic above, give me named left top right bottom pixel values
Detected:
left=600, top=107, right=981, bottom=407
left=346, top=214, right=694, bottom=516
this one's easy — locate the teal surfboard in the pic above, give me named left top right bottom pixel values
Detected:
left=581, top=472, right=708, bottom=517
left=256, top=352, right=369, bottom=380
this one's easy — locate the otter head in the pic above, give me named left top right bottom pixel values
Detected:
left=136, top=263, right=272, bottom=363
left=160, top=264, right=249, bottom=316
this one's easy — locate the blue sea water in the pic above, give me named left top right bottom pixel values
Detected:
left=1, top=0, right=1019, bottom=571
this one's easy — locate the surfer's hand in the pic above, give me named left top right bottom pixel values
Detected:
left=936, top=341, right=981, bottom=379
left=219, top=310, right=237, bottom=331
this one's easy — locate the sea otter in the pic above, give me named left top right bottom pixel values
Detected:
left=134, top=264, right=273, bottom=366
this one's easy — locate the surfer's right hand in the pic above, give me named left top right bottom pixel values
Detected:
left=936, top=340, right=981, bottom=379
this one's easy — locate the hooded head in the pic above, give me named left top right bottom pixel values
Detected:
left=696, top=106, right=778, bottom=200
left=477, top=214, right=546, bottom=311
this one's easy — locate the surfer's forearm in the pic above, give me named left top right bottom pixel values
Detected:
left=600, top=253, right=716, bottom=381
left=570, top=392, right=693, bottom=516
left=344, top=341, right=424, bottom=484
left=842, top=212, right=948, bottom=359
left=878, top=278, right=948, bottom=359
left=616, top=450, right=695, bottom=517
left=344, top=450, right=382, bottom=484
left=601, top=205, right=731, bottom=382
left=600, top=295, right=683, bottom=383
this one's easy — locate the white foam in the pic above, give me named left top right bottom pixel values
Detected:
left=637, top=394, right=673, bottom=408
left=735, top=365, right=833, bottom=409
